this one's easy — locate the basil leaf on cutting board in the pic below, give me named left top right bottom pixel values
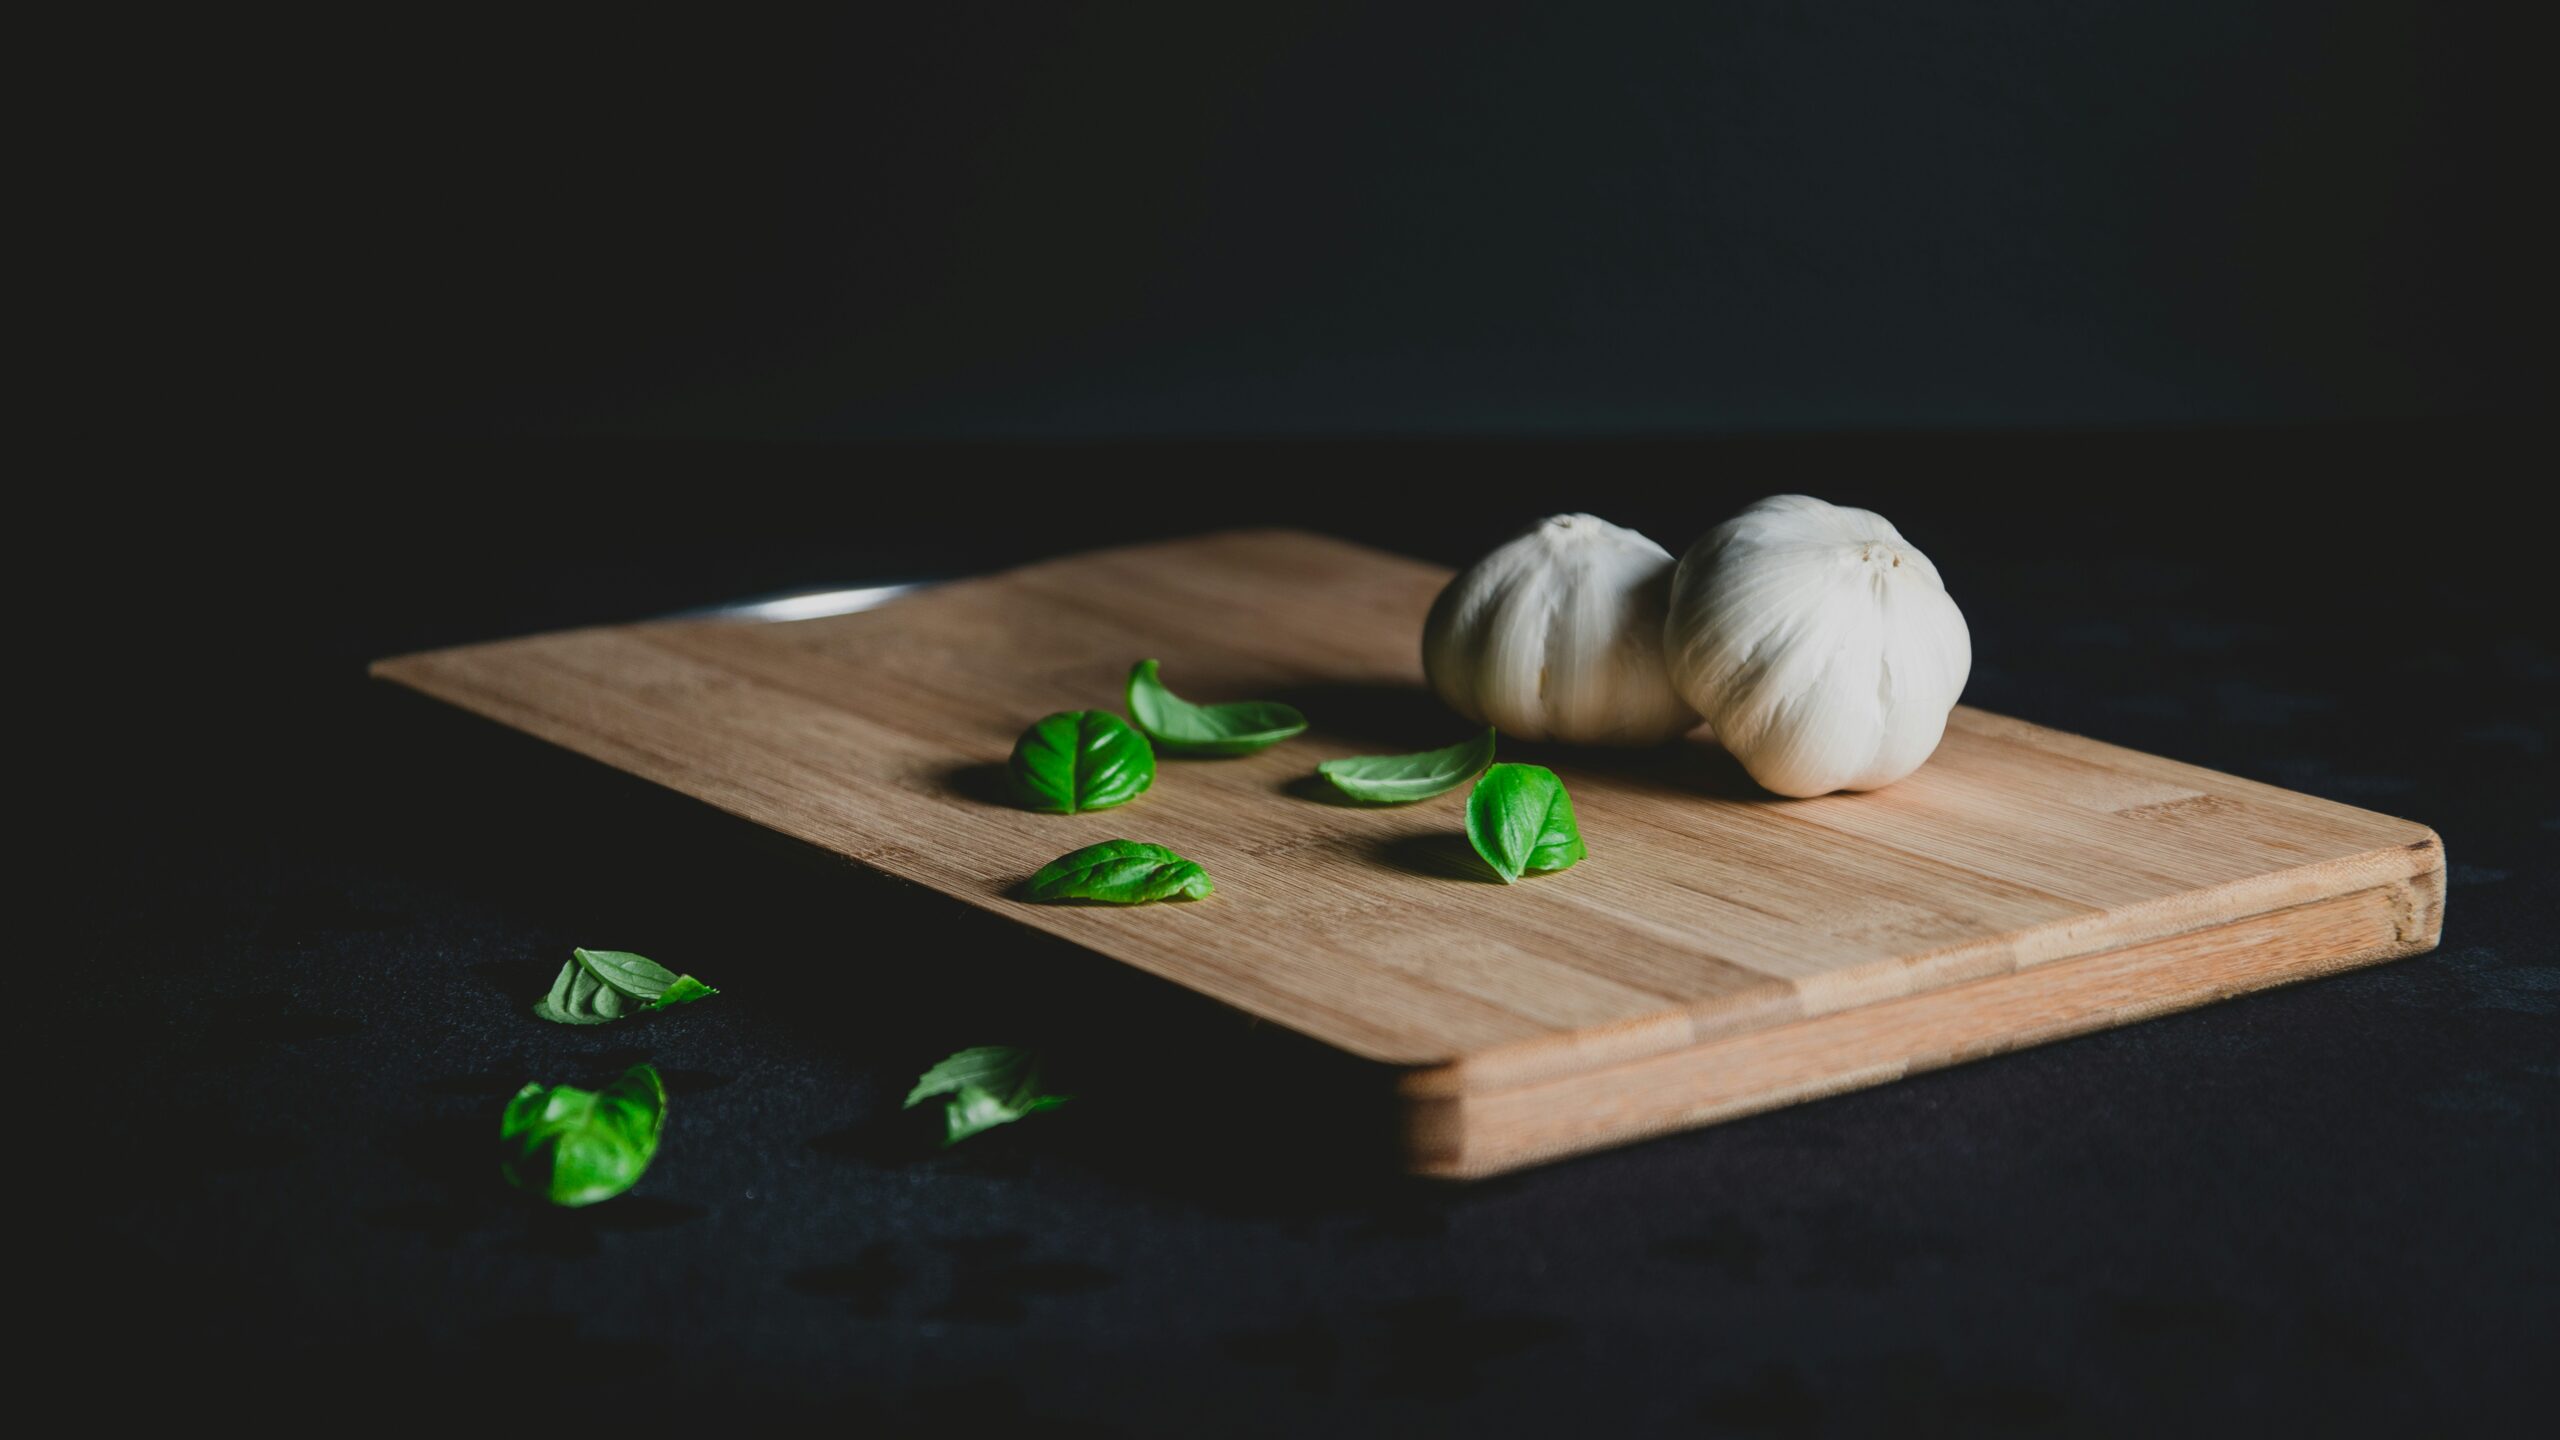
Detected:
left=1008, top=709, right=1155, bottom=813
left=533, top=947, right=718, bottom=1025
left=1025, top=839, right=1215, bottom=904
left=498, top=1064, right=667, bottom=1207
left=1317, top=727, right=1497, bottom=803
left=1463, top=763, right=1587, bottom=883
left=904, top=1046, right=1070, bottom=1146
left=1125, top=659, right=1307, bottom=756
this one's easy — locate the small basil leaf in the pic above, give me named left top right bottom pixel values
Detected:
left=904, top=1046, right=1026, bottom=1106
left=533, top=959, right=587, bottom=1024
left=1463, top=763, right=1587, bottom=883
left=1024, top=839, right=1215, bottom=904
left=533, top=957, right=630, bottom=1025
left=649, top=975, right=718, bottom=1010
left=943, top=1086, right=1070, bottom=1146
left=580, top=965, right=630, bottom=1021
left=1125, top=659, right=1307, bottom=756
left=533, top=948, right=718, bottom=1024
left=498, top=1064, right=667, bottom=1207
left=573, top=948, right=680, bottom=998
left=1008, top=709, right=1155, bottom=813
left=1317, top=727, right=1497, bottom=804
left=577, top=948, right=720, bottom=1009
left=904, top=1046, right=1071, bottom=1146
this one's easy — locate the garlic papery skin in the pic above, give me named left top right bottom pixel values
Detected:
left=1663, top=495, right=1971, bottom=797
left=1423, top=514, right=1700, bottom=746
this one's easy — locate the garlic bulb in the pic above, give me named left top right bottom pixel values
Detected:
left=1663, top=495, right=1970, bottom=796
left=1423, top=514, right=1699, bottom=745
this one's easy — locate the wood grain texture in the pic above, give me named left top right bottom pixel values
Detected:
left=373, top=529, right=2444, bottom=1175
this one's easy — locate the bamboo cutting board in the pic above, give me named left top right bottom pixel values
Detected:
left=373, top=530, right=2444, bottom=1177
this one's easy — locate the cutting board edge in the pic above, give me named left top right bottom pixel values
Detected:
left=1395, top=860, right=2445, bottom=1178
left=1399, top=826, right=2446, bottom=1094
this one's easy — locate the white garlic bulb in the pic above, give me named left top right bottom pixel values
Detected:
left=1663, top=495, right=1970, bottom=796
left=1423, top=514, right=1700, bottom=745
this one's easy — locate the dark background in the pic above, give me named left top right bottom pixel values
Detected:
left=83, top=2, right=2546, bottom=438
left=59, top=2, right=2553, bottom=1433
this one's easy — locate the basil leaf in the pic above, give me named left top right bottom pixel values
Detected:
left=1125, top=659, right=1307, bottom=756
left=579, top=948, right=719, bottom=1011
left=942, top=1085, right=1069, bottom=1145
left=651, top=975, right=717, bottom=1009
left=1317, top=727, right=1497, bottom=804
left=904, top=1046, right=1071, bottom=1146
left=1463, top=763, right=1587, bottom=883
left=532, top=948, right=718, bottom=1024
left=573, top=948, right=678, bottom=996
left=1025, top=839, right=1215, bottom=904
left=534, top=958, right=629, bottom=1024
left=498, top=1064, right=667, bottom=1207
left=1008, top=709, right=1155, bottom=813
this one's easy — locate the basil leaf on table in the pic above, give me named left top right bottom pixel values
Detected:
left=535, top=959, right=632, bottom=1025
left=1317, top=727, right=1497, bottom=803
left=1025, top=839, right=1215, bottom=904
left=1008, top=709, right=1155, bottom=813
left=652, top=975, right=718, bottom=1007
left=533, top=947, right=718, bottom=1025
left=904, top=1045, right=1070, bottom=1146
left=1125, top=659, right=1308, bottom=756
left=498, top=1064, right=667, bottom=1207
left=1463, top=763, right=1587, bottom=883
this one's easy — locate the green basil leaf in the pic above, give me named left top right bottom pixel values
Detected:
left=942, top=1086, right=1070, bottom=1145
left=532, top=948, right=717, bottom=1024
left=1008, top=709, right=1155, bottom=813
left=904, top=1046, right=1071, bottom=1146
left=498, top=1064, right=667, bottom=1207
left=578, top=947, right=719, bottom=1010
left=649, top=975, right=718, bottom=1010
left=573, top=948, right=680, bottom=997
left=1463, top=763, right=1587, bottom=883
left=533, top=957, right=632, bottom=1025
left=1024, top=839, right=1215, bottom=904
left=1125, top=659, right=1308, bottom=756
left=1317, top=727, right=1497, bottom=804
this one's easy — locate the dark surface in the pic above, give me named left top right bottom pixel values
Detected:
left=63, top=440, right=2553, bottom=1433
left=86, top=4, right=2545, bottom=440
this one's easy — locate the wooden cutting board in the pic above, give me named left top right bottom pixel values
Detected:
left=374, top=530, right=2444, bottom=1177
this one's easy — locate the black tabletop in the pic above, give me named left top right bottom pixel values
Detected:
left=64, top=440, right=2552, bottom=1433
